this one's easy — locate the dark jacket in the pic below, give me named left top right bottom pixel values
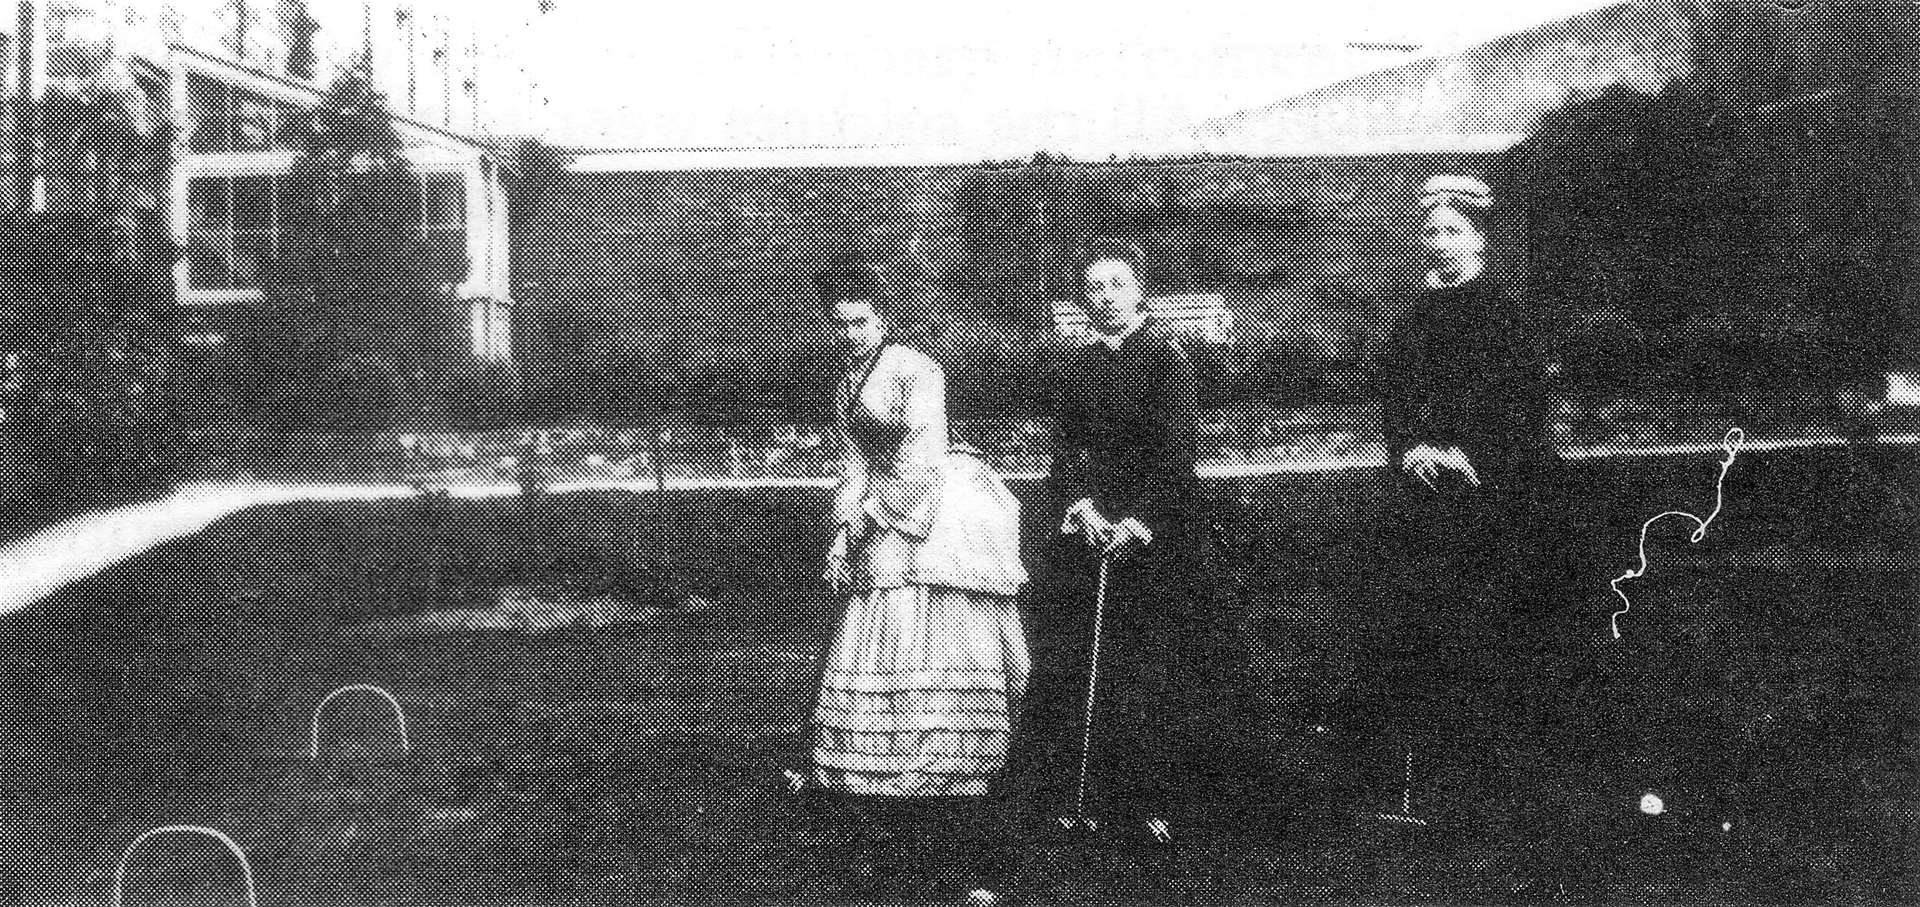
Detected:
left=1012, top=320, right=1271, bottom=827
left=1367, top=273, right=1566, bottom=742
left=1377, top=275, right=1554, bottom=515
left=1045, top=319, right=1203, bottom=544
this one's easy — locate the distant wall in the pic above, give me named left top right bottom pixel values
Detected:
left=505, top=1, right=1920, bottom=419
left=512, top=154, right=1505, bottom=415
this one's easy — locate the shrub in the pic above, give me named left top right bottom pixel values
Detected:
left=0, top=71, right=180, bottom=500
left=0, top=211, right=181, bottom=500
left=262, top=68, right=465, bottom=425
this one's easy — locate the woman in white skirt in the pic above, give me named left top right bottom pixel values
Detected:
left=787, top=256, right=1028, bottom=905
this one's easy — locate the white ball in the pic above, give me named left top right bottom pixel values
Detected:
left=1639, top=793, right=1665, bottom=816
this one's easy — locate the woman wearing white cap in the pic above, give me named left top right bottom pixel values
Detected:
left=1344, top=174, right=1564, bottom=877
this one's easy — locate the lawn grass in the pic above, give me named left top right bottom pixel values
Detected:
left=0, top=448, right=1913, bottom=905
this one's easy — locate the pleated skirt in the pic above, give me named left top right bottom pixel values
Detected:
left=810, top=584, right=1029, bottom=797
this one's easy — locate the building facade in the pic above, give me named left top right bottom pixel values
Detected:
left=164, top=44, right=511, bottom=361
left=3, top=0, right=513, bottom=362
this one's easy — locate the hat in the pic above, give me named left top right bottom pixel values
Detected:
left=1420, top=174, right=1493, bottom=211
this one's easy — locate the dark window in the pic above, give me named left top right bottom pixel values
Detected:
left=186, top=174, right=277, bottom=293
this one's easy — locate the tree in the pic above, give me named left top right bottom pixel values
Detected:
left=505, top=137, right=571, bottom=420
left=278, top=0, right=321, bottom=81
left=1491, top=3, right=1919, bottom=395
left=0, top=84, right=180, bottom=500
left=266, top=66, right=456, bottom=427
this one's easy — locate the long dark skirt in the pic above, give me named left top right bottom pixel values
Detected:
left=1341, top=484, right=1579, bottom=834
left=1007, top=527, right=1276, bottom=832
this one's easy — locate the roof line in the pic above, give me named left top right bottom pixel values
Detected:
left=165, top=43, right=497, bottom=158
left=566, top=145, right=995, bottom=171
left=563, top=142, right=953, bottom=154
left=565, top=131, right=1524, bottom=172
left=1191, top=1, right=1634, bottom=139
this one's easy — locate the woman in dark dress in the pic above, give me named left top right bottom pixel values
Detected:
left=1353, top=174, right=1563, bottom=851
left=1008, top=240, right=1272, bottom=881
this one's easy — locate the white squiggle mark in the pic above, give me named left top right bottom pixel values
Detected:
left=1609, top=427, right=1746, bottom=640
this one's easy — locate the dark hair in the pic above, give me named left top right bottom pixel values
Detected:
left=813, top=254, right=926, bottom=343
left=1074, top=237, right=1148, bottom=288
left=812, top=254, right=885, bottom=310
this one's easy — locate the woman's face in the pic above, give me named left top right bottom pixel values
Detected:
left=1081, top=258, right=1145, bottom=333
left=829, top=299, right=887, bottom=358
left=1421, top=205, right=1487, bottom=278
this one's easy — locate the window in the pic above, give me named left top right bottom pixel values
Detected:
left=187, top=73, right=300, bottom=154
left=187, top=174, right=277, bottom=293
left=422, top=174, right=466, bottom=279
left=187, top=170, right=471, bottom=298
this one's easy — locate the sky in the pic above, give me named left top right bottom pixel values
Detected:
left=299, top=0, right=1617, bottom=156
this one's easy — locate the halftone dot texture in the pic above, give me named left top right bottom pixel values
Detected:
left=0, top=2, right=1915, bottom=906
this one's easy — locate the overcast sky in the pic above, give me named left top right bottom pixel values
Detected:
left=303, top=0, right=1613, bottom=155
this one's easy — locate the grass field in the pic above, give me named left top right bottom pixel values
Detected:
left=0, top=446, right=1913, bottom=905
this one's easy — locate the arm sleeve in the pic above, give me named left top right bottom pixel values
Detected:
left=862, top=359, right=946, bottom=538
left=831, top=432, right=870, bottom=540
left=1376, top=323, right=1419, bottom=471
left=1042, top=357, right=1091, bottom=509
left=1116, top=339, right=1200, bottom=532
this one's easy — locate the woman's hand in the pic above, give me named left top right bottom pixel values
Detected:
left=1104, top=517, right=1154, bottom=560
left=823, top=555, right=851, bottom=594
left=823, top=527, right=852, bottom=593
left=1401, top=444, right=1481, bottom=491
left=1061, top=499, right=1116, bottom=550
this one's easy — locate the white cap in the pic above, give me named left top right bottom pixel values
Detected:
left=1420, top=174, right=1493, bottom=211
